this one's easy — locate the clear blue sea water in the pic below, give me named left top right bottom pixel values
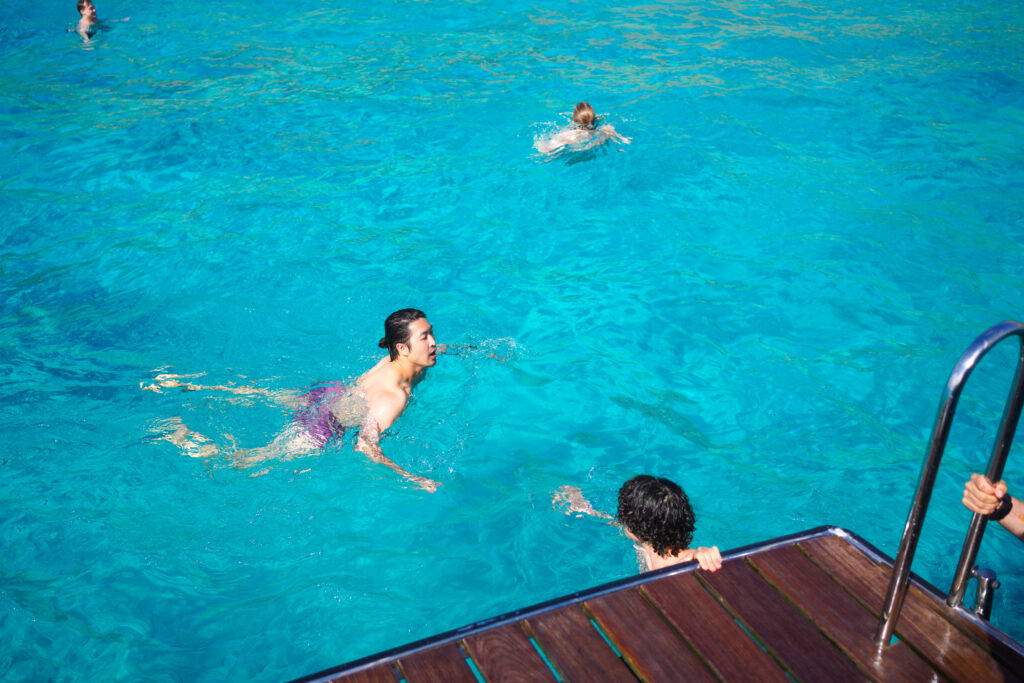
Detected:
left=2, top=0, right=1023, bottom=680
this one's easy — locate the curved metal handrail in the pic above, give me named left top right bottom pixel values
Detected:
left=874, top=321, right=1024, bottom=651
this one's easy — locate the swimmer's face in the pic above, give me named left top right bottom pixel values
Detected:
left=80, top=2, right=97, bottom=19
left=398, top=317, right=437, bottom=367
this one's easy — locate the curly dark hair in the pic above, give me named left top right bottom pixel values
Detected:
left=616, top=475, right=695, bottom=557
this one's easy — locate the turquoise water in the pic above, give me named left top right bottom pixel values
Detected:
left=3, top=0, right=1024, bottom=679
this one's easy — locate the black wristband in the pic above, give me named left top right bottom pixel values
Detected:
left=987, top=495, right=1013, bottom=522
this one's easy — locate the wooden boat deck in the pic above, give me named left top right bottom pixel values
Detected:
left=292, top=526, right=1024, bottom=682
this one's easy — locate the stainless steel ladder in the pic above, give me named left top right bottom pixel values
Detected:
left=875, top=320, right=1024, bottom=650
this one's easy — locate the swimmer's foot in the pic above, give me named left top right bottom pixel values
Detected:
left=154, top=372, right=207, bottom=381
left=151, top=417, right=189, bottom=443
left=230, top=446, right=278, bottom=469
left=140, top=379, right=200, bottom=393
left=181, top=441, right=218, bottom=458
left=140, top=371, right=207, bottom=393
left=154, top=418, right=218, bottom=458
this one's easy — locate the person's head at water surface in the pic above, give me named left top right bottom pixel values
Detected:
left=572, top=101, right=597, bottom=129
left=378, top=308, right=437, bottom=367
left=617, top=475, right=695, bottom=558
left=77, top=0, right=97, bottom=20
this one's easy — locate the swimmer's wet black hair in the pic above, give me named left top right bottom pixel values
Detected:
left=379, top=308, right=426, bottom=360
left=617, top=475, right=695, bottom=557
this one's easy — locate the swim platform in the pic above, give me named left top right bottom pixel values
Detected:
left=291, top=526, right=1024, bottom=682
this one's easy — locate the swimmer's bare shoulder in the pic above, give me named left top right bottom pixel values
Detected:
left=355, top=357, right=410, bottom=432
left=536, top=127, right=593, bottom=154
left=356, top=356, right=398, bottom=396
left=555, top=128, right=592, bottom=146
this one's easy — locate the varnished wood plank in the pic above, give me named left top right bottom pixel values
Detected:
left=585, top=587, right=718, bottom=682
left=750, top=543, right=937, bottom=682
left=699, top=557, right=870, bottom=682
left=801, top=534, right=1022, bottom=682
left=461, top=622, right=557, bottom=682
left=643, top=571, right=791, bottom=683
left=525, top=605, right=636, bottom=682
left=398, top=642, right=477, bottom=683
left=325, top=663, right=398, bottom=683
left=821, top=532, right=1024, bottom=675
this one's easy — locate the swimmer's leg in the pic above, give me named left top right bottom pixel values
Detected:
left=229, top=426, right=320, bottom=469
left=155, top=417, right=219, bottom=458
left=141, top=371, right=301, bottom=407
left=152, top=417, right=315, bottom=467
left=140, top=373, right=205, bottom=393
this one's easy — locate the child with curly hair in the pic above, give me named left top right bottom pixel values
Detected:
left=554, top=475, right=722, bottom=572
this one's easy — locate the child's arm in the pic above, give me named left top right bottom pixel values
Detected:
left=552, top=485, right=614, bottom=520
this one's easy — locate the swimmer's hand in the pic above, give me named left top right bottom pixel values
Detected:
left=410, top=474, right=441, bottom=493
left=553, top=485, right=613, bottom=519
left=962, top=473, right=1008, bottom=516
left=599, top=125, right=630, bottom=145
left=436, top=342, right=512, bottom=362
left=436, top=343, right=477, bottom=356
left=682, top=546, right=723, bottom=572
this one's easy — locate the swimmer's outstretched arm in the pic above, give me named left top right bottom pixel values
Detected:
left=588, top=125, right=631, bottom=149
left=437, top=342, right=494, bottom=358
left=552, top=485, right=614, bottom=520
left=436, top=342, right=511, bottom=362
left=356, top=415, right=440, bottom=493
left=436, top=343, right=471, bottom=355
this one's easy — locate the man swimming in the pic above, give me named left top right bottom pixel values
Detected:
left=351, top=309, right=441, bottom=490
left=146, top=309, right=443, bottom=492
left=534, top=101, right=631, bottom=156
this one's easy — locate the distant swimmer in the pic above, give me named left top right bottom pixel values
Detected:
left=145, top=309, right=453, bottom=492
left=534, top=101, right=631, bottom=156
left=73, top=0, right=128, bottom=42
